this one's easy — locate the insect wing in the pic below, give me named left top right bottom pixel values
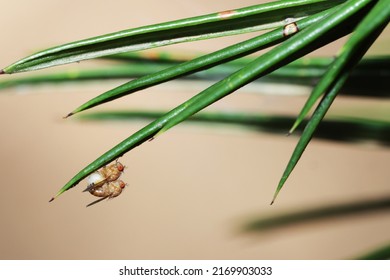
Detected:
left=86, top=196, right=109, bottom=207
left=83, top=181, right=106, bottom=193
left=84, top=172, right=107, bottom=192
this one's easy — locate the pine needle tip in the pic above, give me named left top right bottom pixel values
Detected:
left=0, top=69, right=5, bottom=75
left=289, top=122, right=299, bottom=135
left=270, top=188, right=281, bottom=205
left=64, top=112, right=74, bottom=119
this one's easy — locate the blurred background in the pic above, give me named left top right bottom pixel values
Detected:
left=0, top=0, right=389, bottom=259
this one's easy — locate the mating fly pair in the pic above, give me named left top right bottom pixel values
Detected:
left=84, top=160, right=126, bottom=207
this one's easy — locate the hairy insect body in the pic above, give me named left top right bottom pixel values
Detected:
left=88, top=180, right=125, bottom=198
left=85, top=161, right=127, bottom=206
left=86, top=161, right=125, bottom=189
left=99, top=161, right=124, bottom=182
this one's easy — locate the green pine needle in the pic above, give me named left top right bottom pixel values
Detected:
left=273, top=0, right=390, bottom=204
left=0, top=0, right=386, bottom=204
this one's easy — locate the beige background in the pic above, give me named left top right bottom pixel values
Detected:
left=0, top=0, right=389, bottom=259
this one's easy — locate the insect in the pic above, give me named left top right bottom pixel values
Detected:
left=84, top=161, right=125, bottom=191
left=84, top=160, right=127, bottom=207
left=86, top=180, right=126, bottom=207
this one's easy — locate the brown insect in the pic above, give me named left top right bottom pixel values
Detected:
left=84, top=160, right=126, bottom=207
left=86, top=180, right=126, bottom=207
left=84, top=161, right=125, bottom=190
